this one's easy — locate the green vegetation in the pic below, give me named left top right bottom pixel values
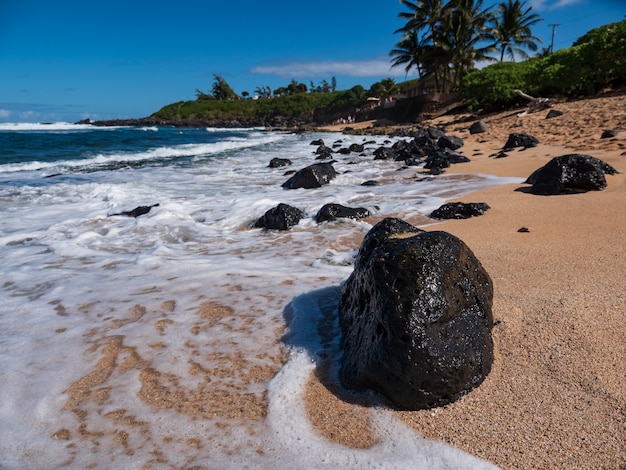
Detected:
left=463, top=20, right=626, bottom=110
left=392, top=0, right=543, bottom=91
left=150, top=79, right=386, bottom=124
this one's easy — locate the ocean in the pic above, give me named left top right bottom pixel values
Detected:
left=0, top=122, right=515, bottom=469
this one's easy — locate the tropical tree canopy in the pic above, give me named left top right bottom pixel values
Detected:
left=493, top=0, right=543, bottom=61
left=211, top=74, right=239, bottom=100
left=392, top=0, right=543, bottom=91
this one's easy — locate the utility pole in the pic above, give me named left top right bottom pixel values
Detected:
left=549, top=24, right=560, bottom=54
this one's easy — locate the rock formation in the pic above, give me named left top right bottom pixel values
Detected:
left=338, top=218, right=494, bottom=410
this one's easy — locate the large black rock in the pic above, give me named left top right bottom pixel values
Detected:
left=338, top=219, right=494, bottom=410
left=373, top=146, right=397, bottom=161
left=268, top=157, right=292, bottom=168
left=437, top=135, right=464, bottom=150
left=525, top=154, right=618, bottom=194
left=254, top=203, right=304, bottom=230
left=430, top=202, right=490, bottom=219
left=469, top=120, right=488, bottom=134
left=503, top=132, right=539, bottom=150
left=315, top=203, right=370, bottom=223
left=282, top=163, right=336, bottom=189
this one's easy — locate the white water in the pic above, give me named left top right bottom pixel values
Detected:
left=0, top=127, right=514, bottom=468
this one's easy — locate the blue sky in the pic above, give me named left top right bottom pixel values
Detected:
left=1, top=0, right=623, bottom=123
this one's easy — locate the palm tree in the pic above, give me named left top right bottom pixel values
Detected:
left=395, top=0, right=449, bottom=91
left=440, top=0, right=497, bottom=88
left=390, top=31, right=423, bottom=77
left=492, top=0, right=543, bottom=62
left=396, top=0, right=445, bottom=41
left=394, top=0, right=497, bottom=91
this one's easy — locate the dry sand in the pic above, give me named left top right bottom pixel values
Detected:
left=307, top=92, right=626, bottom=469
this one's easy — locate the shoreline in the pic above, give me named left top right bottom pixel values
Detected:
left=305, top=93, right=626, bottom=468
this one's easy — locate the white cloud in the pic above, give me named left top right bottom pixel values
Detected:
left=19, top=111, right=38, bottom=121
left=529, top=0, right=583, bottom=10
left=251, top=60, right=405, bottom=78
left=0, top=109, right=10, bottom=119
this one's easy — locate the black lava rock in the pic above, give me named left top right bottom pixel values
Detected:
left=423, top=151, right=451, bottom=171
left=437, top=135, right=464, bottom=150
left=315, top=203, right=370, bottom=223
left=282, top=163, right=337, bottom=189
left=353, top=217, right=423, bottom=270
left=429, top=202, right=490, bottom=219
left=503, top=132, right=539, bottom=150
left=110, top=204, right=159, bottom=218
left=268, top=157, right=292, bottom=168
left=373, top=147, right=397, bottom=161
left=601, top=129, right=618, bottom=139
left=254, top=203, right=304, bottom=230
left=469, top=120, right=488, bottom=134
left=338, top=221, right=494, bottom=410
left=545, top=109, right=563, bottom=119
left=525, top=154, right=618, bottom=195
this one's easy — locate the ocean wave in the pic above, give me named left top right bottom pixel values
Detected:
left=205, top=126, right=267, bottom=132
left=0, top=132, right=286, bottom=174
left=0, top=122, right=120, bottom=131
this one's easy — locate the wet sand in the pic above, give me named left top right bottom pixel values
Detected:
left=309, top=91, right=626, bottom=468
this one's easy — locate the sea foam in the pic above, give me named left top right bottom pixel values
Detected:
left=0, top=126, right=513, bottom=468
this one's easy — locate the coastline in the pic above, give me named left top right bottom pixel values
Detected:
left=306, top=92, right=626, bottom=468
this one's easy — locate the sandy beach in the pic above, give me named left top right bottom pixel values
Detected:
left=309, top=92, right=626, bottom=468
left=36, top=93, right=624, bottom=469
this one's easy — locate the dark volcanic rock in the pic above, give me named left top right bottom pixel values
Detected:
left=110, top=204, right=159, bottom=218
left=282, top=163, right=337, bottom=189
left=254, top=203, right=304, bottom=230
left=268, top=157, right=292, bottom=168
left=349, top=143, right=365, bottom=153
left=545, top=109, right=563, bottom=119
left=447, top=151, right=471, bottom=164
left=315, top=203, right=370, bottom=223
left=315, top=144, right=334, bottom=159
left=437, top=135, right=464, bottom=150
left=430, top=202, right=491, bottom=219
left=373, top=147, right=397, bottom=160
left=353, top=217, right=423, bottom=270
left=423, top=151, right=451, bottom=171
left=525, top=154, right=618, bottom=195
left=424, top=149, right=470, bottom=172
left=338, top=220, right=494, bottom=410
left=503, top=132, right=539, bottom=150
left=469, top=120, right=488, bottom=134
left=601, top=129, right=618, bottom=139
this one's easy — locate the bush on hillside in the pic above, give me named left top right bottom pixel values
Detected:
left=462, top=61, right=536, bottom=110
left=463, top=19, right=626, bottom=111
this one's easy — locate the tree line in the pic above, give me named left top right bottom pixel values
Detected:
left=195, top=76, right=341, bottom=101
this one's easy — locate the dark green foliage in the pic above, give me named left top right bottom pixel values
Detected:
left=328, top=86, right=367, bottom=111
left=462, top=60, right=536, bottom=109
left=533, top=20, right=626, bottom=95
left=149, top=88, right=365, bottom=123
left=463, top=19, right=626, bottom=110
left=211, top=74, right=239, bottom=100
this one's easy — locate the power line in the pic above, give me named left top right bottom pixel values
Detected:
left=548, top=24, right=560, bottom=54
